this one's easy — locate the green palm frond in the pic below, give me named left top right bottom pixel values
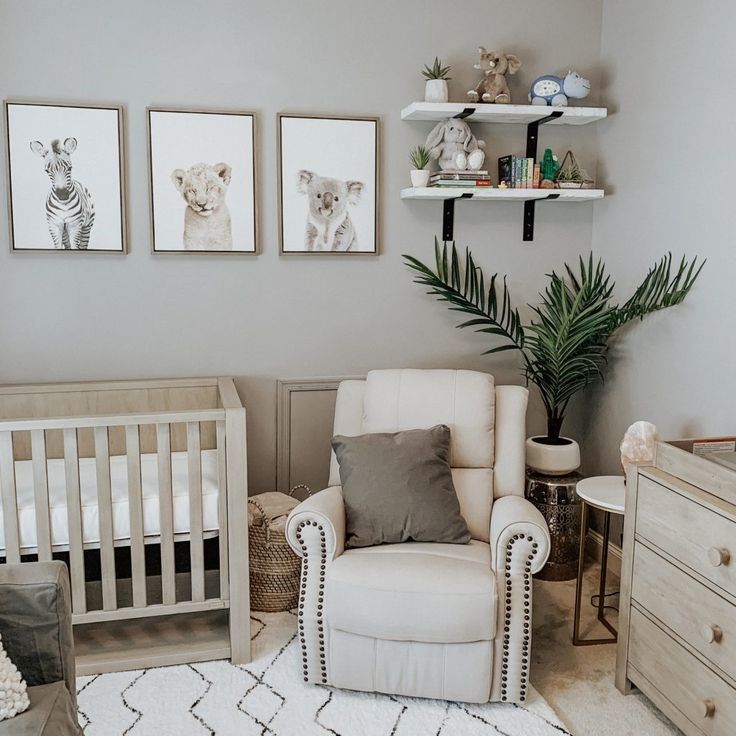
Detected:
left=524, top=255, right=615, bottom=417
left=615, top=252, right=705, bottom=327
left=404, top=240, right=703, bottom=440
left=403, top=239, right=525, bottom=356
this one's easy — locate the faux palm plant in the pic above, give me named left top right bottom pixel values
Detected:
left=404, top=240, right=703, bottom=443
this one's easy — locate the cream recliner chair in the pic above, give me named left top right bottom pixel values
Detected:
left=286, top=369, right=550, bottom=704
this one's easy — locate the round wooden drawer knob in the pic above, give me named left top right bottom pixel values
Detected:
left=700, top=699, right=716, bottom=719
left=700, top=624, right=723, bottom=644
left=707, top=547, right=731, bottom=567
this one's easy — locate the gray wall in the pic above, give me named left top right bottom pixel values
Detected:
left=584, top=0, right=736, bottom=475
left=0, top=0, right=604, bottom=491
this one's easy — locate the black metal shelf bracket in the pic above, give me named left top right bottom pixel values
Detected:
left=523, top=194, right=560, bottom=242
left=522, top=110, right=564, bottom=241
left=434, top=108, right=568, bottom=243
left=443, top=193, right=473, bottom=242
left=453, top=107, right=476, bottom=119
left=526, top=110, right=564, bottom=158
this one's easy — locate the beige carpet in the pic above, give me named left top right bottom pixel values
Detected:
left=532, top=563, right=682, bottom=736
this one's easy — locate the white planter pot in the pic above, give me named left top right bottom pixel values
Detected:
left=526, top=436, right=581, bottom=475
left=425, top=79, right=448, bottom=103
left=410, top=169, right=430, bottom=188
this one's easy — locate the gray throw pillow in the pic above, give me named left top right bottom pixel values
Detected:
left=331, top=424, right=471, bottom=548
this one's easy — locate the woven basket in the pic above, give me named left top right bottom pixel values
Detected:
left=248, top=485, right=309, bottom=612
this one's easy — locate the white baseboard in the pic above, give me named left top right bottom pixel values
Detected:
left=586, top=530, right=622, bottom=580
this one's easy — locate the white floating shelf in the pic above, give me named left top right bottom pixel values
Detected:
left=400, top=187, right=604, bottom=201
left=401, top=101, right=607, bottom=126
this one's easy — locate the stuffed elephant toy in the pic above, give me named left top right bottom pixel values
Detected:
left=424, top=118, right=486, bottom=171
left=468, top=48, right=522, bottom=104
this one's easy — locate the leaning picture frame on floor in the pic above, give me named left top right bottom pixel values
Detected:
left=277, top=113, right=380, bottom=255
left=147, top=107, right=259, bottom=255
left=4, top=99, right=127, bottom=254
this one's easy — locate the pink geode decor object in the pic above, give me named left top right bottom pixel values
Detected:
left=620, top=421, right=659, bottom=474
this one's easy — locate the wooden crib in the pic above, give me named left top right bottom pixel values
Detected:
left=0, top=377, right=250, bottom=674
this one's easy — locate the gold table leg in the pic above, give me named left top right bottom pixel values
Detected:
left=573, top=502, right=617, bottom=645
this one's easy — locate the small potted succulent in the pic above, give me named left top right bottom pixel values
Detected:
left=409, top=145, right=431, bottom=188
left=422, top=57, right=451, bottom=103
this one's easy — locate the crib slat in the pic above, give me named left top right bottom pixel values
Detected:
left=126, top=425, right=146, bottom=608
left=30, top=430, right=52, bottom=562
left=216, top=419, right=229, bottom=600
left=94, top=426, right=117, bottom=611
left=157, top=423, right=176, bottom=605
left=63, top=429, right=86, bottom=614
left=0, top=432, right=21, bottom=564
left=187, top=422, right=205, bottom=603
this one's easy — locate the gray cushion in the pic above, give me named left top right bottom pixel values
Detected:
left=331, top=425, right=471, bottom=548
left=0, top=682, right=81, bottom=736
left=0, top=563, right=75, bottom=708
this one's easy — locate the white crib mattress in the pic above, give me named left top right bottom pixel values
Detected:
left=0, top=450, right=220, bottom=553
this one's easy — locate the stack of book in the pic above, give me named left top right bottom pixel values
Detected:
left=429, top=170, right=492, bottom=188
left=498, top=156, right=542, bottom=189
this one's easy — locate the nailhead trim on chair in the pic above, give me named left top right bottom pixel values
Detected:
left=294, top=519, right=328, bottom=685
left=296, top=519, right=542, bottom=699
left=500, top=534, right=537, bottom=703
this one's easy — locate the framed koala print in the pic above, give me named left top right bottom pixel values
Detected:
left=277, top=113, right=380, bottom=255
left=147, top=107, right=258, bottom=254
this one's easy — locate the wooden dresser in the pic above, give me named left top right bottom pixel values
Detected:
left=617, top=439, right=736, bottom=736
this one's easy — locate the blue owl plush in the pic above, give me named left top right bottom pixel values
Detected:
left=529, top=71, right=591, bottom=106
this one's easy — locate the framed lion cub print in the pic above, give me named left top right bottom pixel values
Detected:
left=147, top=107, right=258, bottom=254
left=278, top=113, right=380, bottom=255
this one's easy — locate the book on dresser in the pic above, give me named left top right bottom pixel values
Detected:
left=617, top=437, right=736, bottom=736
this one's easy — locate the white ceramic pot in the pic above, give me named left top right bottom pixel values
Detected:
left=526, top=436, right=581, bottom=475
left=424, top=79, right=448, bottom=103
left=410, top=169, right=431, bottom=188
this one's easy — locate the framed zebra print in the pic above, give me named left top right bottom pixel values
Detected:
left=147, top=107, right=258, bottom=254
left=4, top=99, right=127, bottom=253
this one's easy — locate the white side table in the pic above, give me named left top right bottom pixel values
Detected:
left=572, top=475, right=625, bottom=646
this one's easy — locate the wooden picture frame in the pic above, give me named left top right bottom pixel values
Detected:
left=277, top=113, right=380, bottom=255
left=4, top=99, right=127, bottom=254
left=147, top=106, right=259, bottom=255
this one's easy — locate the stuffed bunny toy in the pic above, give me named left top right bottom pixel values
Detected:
left=424, top=118, right=486, bottom=171
left=468, top=48, right=522, bottom=104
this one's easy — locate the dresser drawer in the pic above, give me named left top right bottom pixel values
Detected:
left=632, top=542, right=736, bottom=681
left=636, top=475, right=736, bottom=597
left=629, top=609, right=736, bottom=735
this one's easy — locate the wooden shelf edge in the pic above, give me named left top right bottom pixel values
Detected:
left=401, top=101, right=607, bottom=125
left=400, top=187, right=604, bottom=201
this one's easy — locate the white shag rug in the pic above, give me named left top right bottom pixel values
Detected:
left=77, top=611, right=570, bottom=735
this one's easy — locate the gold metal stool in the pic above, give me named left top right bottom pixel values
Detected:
left=572, top=475, right=625, bottom=646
